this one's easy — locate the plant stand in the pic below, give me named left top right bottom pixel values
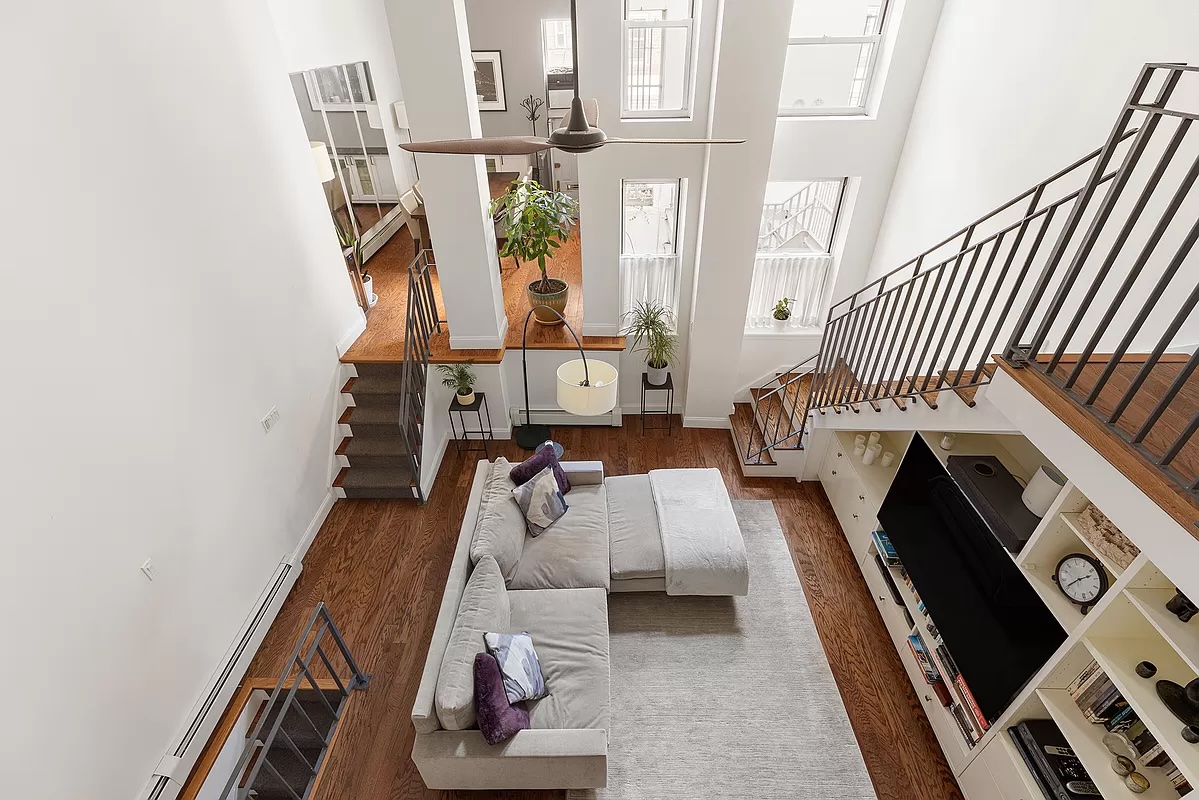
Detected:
left=640, top=372, right=674, bottom=435
left=449, top=392, right=493, bottom=457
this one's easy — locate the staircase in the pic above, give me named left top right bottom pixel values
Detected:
left=335, top=250, right=439, bottom=501
left=758, top=180, right=841, bottom=252
left=740, top=63, right=1199, bottom=532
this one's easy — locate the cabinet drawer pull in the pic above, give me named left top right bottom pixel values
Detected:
left=852, top=513, right=859, bottom=519
left=858, top=494, right=865, bottom=501
left=879, top=595, right=886, bottom=602
left=837, top=452, right=843, bottom=458
left=831, top=470, right=837, bottom=476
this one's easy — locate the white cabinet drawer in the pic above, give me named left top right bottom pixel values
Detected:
left=958, top=753, right=1004, bottom=800
left=859, top=550, right=910, bottom=651
left=981, top=736, right=1041, bottom=800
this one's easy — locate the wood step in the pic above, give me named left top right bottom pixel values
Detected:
left=729, top=402, right=774, bottom=466
left=903, top=376, right=940, bottom=409
left=749, top=388, right=803, bottom=451
left=939, top=369, right=985, bottom=407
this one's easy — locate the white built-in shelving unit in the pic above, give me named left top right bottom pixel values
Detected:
left=818, top=428, right=1199, bottom=800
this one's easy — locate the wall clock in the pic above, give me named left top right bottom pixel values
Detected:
left=1052, top=553, right=1108, bottom=613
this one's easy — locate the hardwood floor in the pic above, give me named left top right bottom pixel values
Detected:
left=244, top=425, right=961, bottom=800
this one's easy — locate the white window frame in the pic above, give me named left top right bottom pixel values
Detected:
left=304, top=62, right=374, bottom=112
left=620, top=178, right=684, bottom=322
left=778, top=1, right=890, bottom=117
left=621, top=6, right=695, bottom=119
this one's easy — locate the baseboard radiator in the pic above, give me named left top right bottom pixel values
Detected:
left=137, top=556, right=301, bottom=800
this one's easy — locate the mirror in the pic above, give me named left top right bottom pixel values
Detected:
left=290, top=61, right=403, bottom=262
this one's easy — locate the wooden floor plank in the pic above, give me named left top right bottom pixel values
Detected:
left=241, top=426, right=961, bottom=800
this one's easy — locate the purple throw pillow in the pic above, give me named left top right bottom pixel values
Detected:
left=509, top=448, right=570, bottom=494
left=474, top=652, right=530, bottom=745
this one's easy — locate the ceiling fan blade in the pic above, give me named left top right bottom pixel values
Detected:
left=399, top=136, right=553, bottom=155
left=604, top=137, right=747, bottom=145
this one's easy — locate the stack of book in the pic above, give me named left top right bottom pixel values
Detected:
left=898, top=567, right=927, bottom=617
left=871, top=529, right=900, bottom=567
left=907, top=631, right=986, bottom=747
left=1068, top=661, right=1194, bottom=796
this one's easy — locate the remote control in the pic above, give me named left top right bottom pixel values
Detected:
left=1065, top=780, right=1100, bottom=796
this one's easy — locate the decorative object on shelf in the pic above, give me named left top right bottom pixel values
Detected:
left=1051, top=553, right=1108, bottom=612
left=622, top=300, right=677, bottom=386
left=1124, top=771, right=1150, bottom=793
left=853, top=434, right=866, bottom=457
left=437, top=362, right=477, bottom=407
left=492, top=179, right=578, bottom=324
left=1135, top=661, right=1158, bottom=679
left=1166, top=588, right=1198, bottom=623
left=946, top=455, right=1042, bottom=554
left=521, top=94, right=545, bottom=136
left=863, top=443, right=881, bottom=466
left=939, top=432, right=957, bottom=451
left=1102, top=731, right=1139, bottom=762
left=771, top=297, right=795, bottom=330
left=881, top=451, right=895, bottom=468
left=513, top=304, right=618, bottom=449
left=868, top=431, right=881, bottom=449
left=471, top=50, right=507, bottom=111
left=1154, top=680, right=1199, bottom=728
left=1111, top=755, right=1135, bottom=776
left=1182, top=725, right=1199, bottom=744
left=1074, top=503, right=1139, bottom=571
left=1021, top=465, right=1065, bottom=517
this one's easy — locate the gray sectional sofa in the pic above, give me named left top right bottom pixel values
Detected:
left=410, top=457, right=747, bottom=790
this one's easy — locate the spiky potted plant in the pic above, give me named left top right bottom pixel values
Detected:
left=623, top=300, right=678, bottom=386
left=437, top=362, right=477, bottom=406
left=492, top=179, right=579, bottom=324
left=772, top=297, right=795, bottom=330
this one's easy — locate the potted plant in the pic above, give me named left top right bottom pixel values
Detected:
left=492, top=179, right=579, bottom=324
left=437, top=362, right=477, bottom=406
left=772, top=297, right=795, bottom=330
left=623, top=300, right=678, bottom=386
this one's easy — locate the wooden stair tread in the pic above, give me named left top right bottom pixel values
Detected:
left=729, top=402, right=775, bottom=466
left=939, top=370, right=984, bottom=407
left=904, top=376, right=940, bottom=409
left=750, top=388, right=803, bottom=450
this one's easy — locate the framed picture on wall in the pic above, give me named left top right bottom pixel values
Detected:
left=471, top=51, right=507, bottom=111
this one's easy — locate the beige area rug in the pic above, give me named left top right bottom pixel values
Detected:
left=568, top=500, right=876, bottom=800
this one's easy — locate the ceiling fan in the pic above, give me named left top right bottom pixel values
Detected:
left=398, top=0, right=745, bottom=156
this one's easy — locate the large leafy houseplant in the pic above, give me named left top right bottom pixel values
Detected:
left=622, top=300, right=678, bottom=386
left=436, top=362, right=477, bottom=406
left=492, top=179, right=579, bottom=324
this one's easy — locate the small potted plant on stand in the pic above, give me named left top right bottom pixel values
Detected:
left=356, top=239, right=377, bottom=308
left=623, top=300, right=678, bottom=386
left=772, top=297, right=795, bottom=330
left=492, top=179, right=579, bottom=324
left=437, top=363, right=477, bottom=406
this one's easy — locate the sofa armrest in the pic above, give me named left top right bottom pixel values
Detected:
left=561, top=460, right=604, bottom=486
left=412, top=728, right=607, bottom=789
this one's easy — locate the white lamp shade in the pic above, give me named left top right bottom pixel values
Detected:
left=309, top=142, right=335, bottom=183
left=393, top=101, right=410, bottom=129
left=557, top=359, right=619, bottom=416
left=365, top=102, right=383, bottom=129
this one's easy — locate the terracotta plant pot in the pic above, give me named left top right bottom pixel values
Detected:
left=647, top=362, right=669, bottom=386
left=455, top=390, right=475, bottom=406
left=528, top=278, right=569, bottom=325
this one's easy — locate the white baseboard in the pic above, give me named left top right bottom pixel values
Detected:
left=288, top=490, right=335, bottom=568
left=336, top=314, right=368, bottom=358
left=421, top=431, right=451, bottom=500
left=583, top=322, right=621, bottom=337
left=508, top=408, right=619, bottom=427
left=449, top=332, right=505, bottom=349
left=684, top=415, right=732, bottom=429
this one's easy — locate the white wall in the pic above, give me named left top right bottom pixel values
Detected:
left=0, top=1, right=361, bottom=797
left=268, top=0, right=419, bottom=200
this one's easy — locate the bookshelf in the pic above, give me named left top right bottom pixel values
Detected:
left=818, top=427, right=1199, bottom=799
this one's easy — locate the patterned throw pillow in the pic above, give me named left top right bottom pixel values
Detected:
left=483, top=631, right=548, bottom=704
left=509, top=447, right=570, bottom=493
left=511, top=466, right=568, bottom=536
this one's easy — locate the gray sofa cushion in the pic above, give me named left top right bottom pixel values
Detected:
left=509, top=484, right=610, bottom=591
left=435, top=556, right=510, bottom=731
left=509, top=587, right=610, bottom=731
left=606, top=474, right=666, bottom=579
left=470, top=458, right=526, bottom=580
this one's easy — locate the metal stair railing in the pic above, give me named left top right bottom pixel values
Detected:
left=220, top=603, right=369, bottom=800
left=745, top=64, right=1197, bottom=467
left=399, top=249, right=441, bottom=503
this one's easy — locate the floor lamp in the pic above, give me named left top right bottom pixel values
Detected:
left=515, top=305, right=619, bottom=450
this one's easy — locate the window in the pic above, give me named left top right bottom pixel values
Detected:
left=621, top=179, right=682, bottom=319
left=304, top=62, right=374, bottom=111
left=746, top=179, right=846, bottom=330
left=779, top=0, right=889, bottom=116
left=542, top=19, right=574, bottom=73
left=622, top=1, right=694, bottom=118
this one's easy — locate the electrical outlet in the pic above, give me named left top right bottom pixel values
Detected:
left=261, top=406, right=280, bottom=433
left=140, top=558, right=156, bottom=581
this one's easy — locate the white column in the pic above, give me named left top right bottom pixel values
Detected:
left=683, top=0, right=794, bottom=425
left=383, top=0, right=507, bottom=349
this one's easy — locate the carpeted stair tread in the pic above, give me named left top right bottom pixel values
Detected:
left=342, top=404, right=401, bottom=427
left=348, top=362, right=405, bottom=378
left=345, top=374, right=404, bottom=396
left=249, top=743, right=323, bottom=798
left=337, top=464, right=416, bottom=489
left=338, top=435, right=411, bottom=458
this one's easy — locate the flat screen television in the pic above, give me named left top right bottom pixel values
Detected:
left=878, top=436, right=1065, bottom=723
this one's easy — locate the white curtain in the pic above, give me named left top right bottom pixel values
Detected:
left=620, top=254, right=680, bottom=320
left=745, top=253, right=833, bottom=330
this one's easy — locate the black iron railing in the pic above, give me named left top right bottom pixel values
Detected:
left=400, top=249, right=441, bottom=502
left=221, top=603, right=368, bottom=800
left=746, top=63, right=1199, bottom=495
